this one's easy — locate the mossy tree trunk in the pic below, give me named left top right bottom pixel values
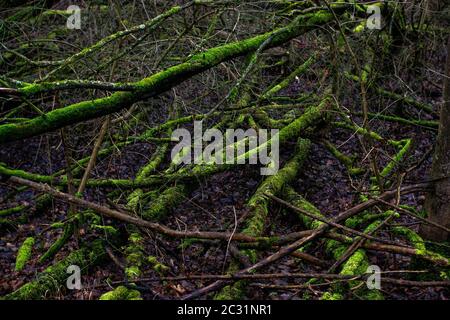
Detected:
left=420, top=36, right=450, bottom=241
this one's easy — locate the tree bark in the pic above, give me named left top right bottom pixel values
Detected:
left=420, top=36, right=450, bottom=241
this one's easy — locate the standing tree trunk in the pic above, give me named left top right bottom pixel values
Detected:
left=420, top=36, right=450, bottom=241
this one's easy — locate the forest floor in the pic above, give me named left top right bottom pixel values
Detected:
left=0, top=0, right=449, bottom=301
left=0, top=83, right=447, bottom=300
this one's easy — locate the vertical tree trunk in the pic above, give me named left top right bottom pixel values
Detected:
left=420, top=37, right=450, bottom=241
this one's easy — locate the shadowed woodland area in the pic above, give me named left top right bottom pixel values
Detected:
left=0, top=0, right=449, bottom=300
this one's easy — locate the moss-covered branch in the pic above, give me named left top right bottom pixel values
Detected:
left=15, top=237, right=35, bottom=271
left=366, top=113, right=438, bottom=130
left=3, top=240, right=105, bottom=300
left=216, top=138, right=311, bottom=299
left=283, top=187, right=383, bottom=300
left=41, top=4, right=187, bottom=80
left=0, top=9, right=338, bottom=143
left=259, top=54, right=317, bottom=101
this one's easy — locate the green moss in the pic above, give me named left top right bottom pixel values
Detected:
left=364, top=290, right=385, bottom=300
left=141, top=184, right=186, bottom=221
left=277, top=98, right=330, bottom=144
left=325, top=239, right=346, bottom=257
left=252, top=110, right=287, bottom=129
left=0, top=205, right=26, bottom=217
left=0, top=9, right=337, bottom=144
left=380, top=139, right=411, bottom=178
left=409, top=242, right=450, bottom=281
left=333, top=121, right=384, bottom=141
left=129, top=232, right=143, bottom=244
left=91, top=224, right=118, bottom=237
left=376, top=88, right=434, bottom=114
left=345, top=211, right=398, bottom=229
left=126, top=189, right=144, bottom=212
left=322, top=140, right=362, bottom=175
left=214, top=260, right=244, bottom=300
left=392, top=227, right=449, bottom=266
left=340, top=249, right=369, bottom=276
left=15, top=237, right=34, bottom=271
left=367, top=113, right=438, bottom=130
left=286, top=189, right=324, bottom=229
left=123, top=231, right=145, bottom=281
left=353, top=23, right=365, bottom=33
left=321, top=292, right=344, bottom=300
left=0, top=163, right=64, bottom=185
left=393, top=226, right=426, bottom=252
left=147, top=256, right=169, bottom=275
left=216, top=139, right=311, bottom=300
left=50, top=222, right=65, bottom=229
left=84, top=210, right=101, bottom=225
left=99, top=286, right=142, bottom=300
left=322, top=221, right=385, bottom=300
left=4, top=240, right=105, bottom=299
left=125, top=266, right=141, bottom=280
left=44, top=5, right=182, bottom=78
left=0, top=163, right=162, bottom=189
left=19, top=80, right=137, bottom=96
left=127, top=138, right=171, bottom=212
left=215, top=281, right=246, bottom=300
left=244, top=139, right=311, bottom=237
left=327, top=246, right=383, bottom=300
left=133, top=140, right=170, bottom=185
left=260, top=54, right=317, bottom=101
left=39, top=222, right=74, bottom=263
